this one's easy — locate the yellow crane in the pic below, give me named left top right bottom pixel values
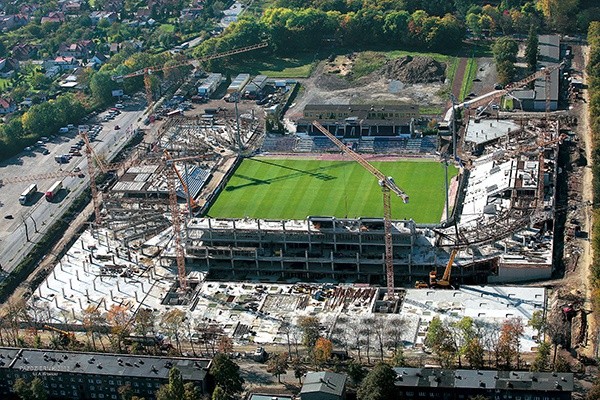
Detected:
left=429, top=248, right=457, bottom=288
left=311, top=121, right=408, bottom=298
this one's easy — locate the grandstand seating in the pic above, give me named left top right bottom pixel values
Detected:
left=176, top=166, right=211, bottom=199
left=259, top=133, right=439, bottom=155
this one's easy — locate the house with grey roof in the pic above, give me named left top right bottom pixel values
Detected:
left=300, top=371, right=347, bottom=400
left=513, top=34, right=563, bottom=112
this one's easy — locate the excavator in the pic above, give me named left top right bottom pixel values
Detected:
left=415, top=249, right=457, bottom=289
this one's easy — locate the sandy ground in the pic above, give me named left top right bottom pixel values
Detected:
left=286, top=60, right=447, bottom=122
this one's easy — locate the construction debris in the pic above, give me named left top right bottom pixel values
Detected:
left=382, top=56, right=447, bottom=84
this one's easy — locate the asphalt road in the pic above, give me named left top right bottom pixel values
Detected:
left=0, top=100, right=146, bottom=276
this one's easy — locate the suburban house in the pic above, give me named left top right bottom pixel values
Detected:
left=179, top=7, right=204, bottom=22
left=12, top=43, right=38, bottom=61
left=89, top=53, right=109, bottom=69
left=0, top=58, right=20, bottom=78
left=41, top=11, right=65, bottom=24
left=62, top=1, right=83, bottom=13
left=0, top=14, right=28, bottom=31
left=0, top=98, right=17, bottom=114
left=58, top=40, right=95, bottom=59
left=45, top=56, right=79, bottom=71
left=135, top=7, right=151, bottom=21
left=300, top=371, right=347, bottom=400
left=90, top=11, right=118, bottom=24
left=19, top=5, right=37, bottom=16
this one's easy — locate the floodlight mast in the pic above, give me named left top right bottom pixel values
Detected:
left=311, top=120, right=409, bottom=299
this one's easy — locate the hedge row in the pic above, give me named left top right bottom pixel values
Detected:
left=588, top=21, right=600, bottom=285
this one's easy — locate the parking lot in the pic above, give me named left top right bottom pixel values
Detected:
left=0, top=98, right=146, bottom=275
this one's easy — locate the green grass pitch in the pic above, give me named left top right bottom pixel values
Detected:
left=207, top=157, right=458, bottom=223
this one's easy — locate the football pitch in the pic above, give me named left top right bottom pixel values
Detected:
left=207, top=157, right=458, bottom=223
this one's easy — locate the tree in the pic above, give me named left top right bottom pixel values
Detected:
left=531, top=341, right=551, bottom=372
left=495, top=319, right=524, bottom=369
left=291, top=357, right=307, bottom=384
left=425, top=317, right=457, bottom=367
left=298, top=316, right=321, bottom=348
left=463, top=338, right=485, bottom=369
left=528, top=310, right=545, bottom=341
left=210, top=353, right=244, bottom=397
left=390, top=348, right=407, bottom=367
left=313, top=337, right=333, bottom=367
left=267, top=352, right=289, bottom=383
left=346, top=361, right=367, bottom=386
left=156, top=367, right=185, bottom=400
left=161, top=309, right=186, bottom=354
left=82, top=305, right=105, bottom=351
left=587, top=378, right=600, bottom=400
left=90, top=70, right=118, bottom=105
left=211, top=386, right=228, bottom=400
left=537, top=0, right=579, bottom=31
left=13, top=377, right=47, bottom=400
left=134, top=308, right=156, bottom=336
left=525, top=27, right=538, bottom=73
left=357, top=362, right=396, bottom=400
left=492, top=36, right=518, bottom=64
left=106, top=304, right=131, bottom=352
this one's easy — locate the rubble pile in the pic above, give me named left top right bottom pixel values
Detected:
left=382, top=55, right=446, bottom=83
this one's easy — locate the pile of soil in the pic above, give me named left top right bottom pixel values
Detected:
left=382, top=55, right=446, bottom=84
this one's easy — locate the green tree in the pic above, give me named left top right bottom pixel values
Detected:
left=347, top=361, right=367, bottom=385
left=528, top=310, right=545, bottom=341
left=390, top=348, right=407, bottom=367
left=525, top=27, right=538, bottom=73
left=531, top=341, right=551, bottom=372
left=13, top=378, right=33, bottom=400
left=211, top=386, right=227, bottom=400
left=156, top=367, right=185, bottom=400
left=13, top=377, right=47, bottom=400
left=357, top=362, right=396, bottom=400
left=492, top=36, right=518, bottom=64
left=267, top=352, right=289, bottom=383
left=210, top=353, right=244, bottom=397
left=425, top=317, right=457, bottom=367
left=90, top=70, right=118, bottom=105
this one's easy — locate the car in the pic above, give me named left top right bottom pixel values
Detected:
left=491, top=104, right=500, bottom=110
left=42, top=149, right=50, bottom=155
left=4, top=215, right=13, bottom=220
left=40, top=136, right=49, bottom=142
left=115, top=103, right=124, bottom=109
left=24, top=146, right=33, bottom=151
left=72, top=151, right=82, bottom=156
left=114, top=125, right=120, bottom=130
left=74, top=167, right=81, bottom=172
left=36, top=140, right=44, bottom=146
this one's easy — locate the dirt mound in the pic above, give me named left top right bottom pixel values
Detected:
left=382, top=55, right=446, bottom=84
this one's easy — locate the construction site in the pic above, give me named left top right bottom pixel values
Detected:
left=13, top=34, right=593, bottom=360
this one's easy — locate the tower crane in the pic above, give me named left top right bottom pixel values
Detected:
left=114, top=42, right=269, bottom=107
left=80, top=131, right=141, bottom=225
left=446, top=61, right=565, bottom=121
left=311, top=121, right=408, bottom=298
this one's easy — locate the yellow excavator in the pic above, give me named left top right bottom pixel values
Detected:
left=415, top=249, right=457, bottom=289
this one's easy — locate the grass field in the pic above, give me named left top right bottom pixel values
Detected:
left=208, top=158, right=458, bottom=223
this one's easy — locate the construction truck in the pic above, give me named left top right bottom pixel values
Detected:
left=43, top=325, right=79, bottom=347
left=415, top=249, right=457, bottom=289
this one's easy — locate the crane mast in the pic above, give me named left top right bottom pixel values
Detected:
left=311, top=120, right=409, bottom=298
